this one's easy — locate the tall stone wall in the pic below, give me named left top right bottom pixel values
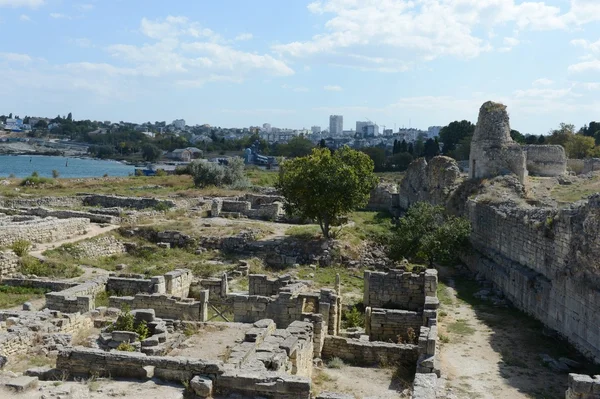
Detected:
left=366, top=183, right=397, bottom=211
left=398, top=156, right=461, bottom=210
left=0, top=196, right=82, bottom=209
left=523, top=145, right=567, bottom=177
left=0, top=216, right=90, bottom=247
left=363, top=269, right=437, bottom=311
left=466, top=195, right=600, bottom=362
left=583, top=158, right=600, bottom=175
left=249, top=274, right=294, bottom=296
left=82, top=194, right=175, bottom=210
left=469, top=101, right=527, bottom=183
left=368, top=308, right=424, bottom=342
left=565, top=374, right=600, bottom=399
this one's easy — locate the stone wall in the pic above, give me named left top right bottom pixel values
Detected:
left=164, top=269, right=192, bottom=297
left=45, top=276, right=107, bottom=314
left=367, top=308, right=424, bottom=342
left=0, top=196, right=82, bottom=209
left=523, top=145, right=567, bottom=177
left=583, top=158, right=600, bottom=175
left=568, top=159, right=585, bottom=174
left=466, top=195, right=600, bottom=362
left=366, top=183, right=397, bottom=211
left=56, top=347, right=223, bottom=381
left=363, top=269, right=437, bottom=311
left=19, top=207, right=116, bottom=224
left=211, top=198, right=283, bottom=221
left=0, top=250, right=19, bottom=278
left=108, top=291, right=208, bottom=321
left=66, top=235, right=126, bottom=259
left=469, top=101, right=527, bottom=183
left=82, top=194, right=175, bottom=210
left=565, top=374, right=600, bottom=399
left=249, top=274, right=294, bottom=296
left=106, top=269, right=191, bottom=297
left=0, top=216, right=90, bottom=247
left=321, top=336, right=419, bottom=368
left=398, top=156, right=461, bottom=210
left=1, top=277, right=77, bottom=292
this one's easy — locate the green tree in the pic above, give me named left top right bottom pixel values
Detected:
left=141, top=143, right=162, bottom=162
left=67, top=112, right=73, bottom=122
left=414, top=137, right=425, bottom=157
left=361, top=147, right=386, bottom=172
left=510, top=129, right=525, bottom=144
left=439, top=120, right=475, bottom=156
left=34, top=120, right=48, bottom=130
left=547, top=123, right=575, bottom=147
left=278, top=136, right=314, bottom=158
left=388, top=152, right=413, bottom=171
left=399, top=139, right=408, bottom=153
left=391, top=202, right=471, bottom=266
left=566, top=135, right=595, bottom=159
left=277, top=147, right=378, bottom=238
left=423, top=138, right=440, bottom=159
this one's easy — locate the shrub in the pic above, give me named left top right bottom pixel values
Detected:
left=116, top=342, right=135, bottom=352
left=175, top=165, right=190, bottom=175
left=327, top=357, right=344, bottom=369
left=155, top=169, right=167, bottom=177
left=12, top=239, right=31, bottom=257
left=31, top=171, right=39, bottom=177
left=20, top=174, right=54, bottom=186
left=136, top=320, right=149, bottom=341
left=189, top=157, right=248, bottom=188
left=134, top=169, right=144, bottom=176
left=19, top=256, right=83, bottom=278
left=52, top=169, right=60, bottom=178
left=342, top=306, right=364, bottom=329
left=154, top=202, right=170, bottom=212
left=114, top=305, right=135, bottom=332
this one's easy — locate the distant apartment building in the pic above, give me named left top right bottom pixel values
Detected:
left=311, top=126, right=321, bottom=134
left=428, top=126, right=442, bottom=138
left=172, top=119, right=186, bottom=130
left=262, top=123, right=272, bottom=133
left=329, top=115, right=343, bottom=136
left=356, top=121, right=379, bottom=138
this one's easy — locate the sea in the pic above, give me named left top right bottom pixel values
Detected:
left=0, top=155, right=135, bottom=178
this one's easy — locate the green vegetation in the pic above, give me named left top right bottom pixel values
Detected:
left=11, top=239, right=31, bottom=257
left=447, top=319, right=476, bottom=335
left=116, top=342, right=136, bottom=352
left=246, top=167, right=278, bottom=187
left=277, top=147, right=378, bottom=238
left=551, top=174, right=600, bottom=204
left=439, top=120, right=476, bottom=161
left=189, top=157, right=248, bottom=188
left=437, top=281, right=453, bottom=307
left=342, top=306, right=364, bottom=329
left=95, top=291, right=110, bottom=308
left=391, top=202, right=471, bottom=266
left=285, top=225, right=321, bottom=240
left=20, top=172, right=54, bottom=187
left=297, top=266, right=363, bottom=292
left=19, top=255, right=83, bottom=278
left=0, top=286, right=47, bottom=309
left=52, top=169, right=60, bottom=178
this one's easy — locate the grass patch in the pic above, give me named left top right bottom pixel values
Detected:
left=296, top=265, right=364, bottom=293
left=447, top=319, right=476, bottom=335
left=95, top=291, right=110, bottom=308
left=0, top=285, right=47, bottom=309
left=245, top=167, right=279, bottom=187
left=437, top=281, right=453, bottom=307
left=551, top=174, right=600, bottom=204
left=19, top=255, right=83, bottom=278
left=285, top=225, right=321, bottom=240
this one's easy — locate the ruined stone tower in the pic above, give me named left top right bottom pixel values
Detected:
left=469, top=101, right=527, bottom=182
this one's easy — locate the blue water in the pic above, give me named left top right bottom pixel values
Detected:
left=0, top=155, right=135, bottom=178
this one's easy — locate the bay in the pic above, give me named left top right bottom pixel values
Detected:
left=0, top=155, right=135, bottom=178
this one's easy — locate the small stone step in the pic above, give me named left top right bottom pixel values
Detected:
left=5, top=376, right=39, bottom=392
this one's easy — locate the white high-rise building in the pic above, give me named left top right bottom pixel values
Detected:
left=263, top=123, right=272, bottom=133
left=311, top=126, right=321, bottom=134
left=173, top=119, right=186, bottom=130
left=329, top=115, right=343, bottom=136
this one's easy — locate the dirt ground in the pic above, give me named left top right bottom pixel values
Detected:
left=312, top=364, right=411, bottom=399
left=436, top=266, right=595, bottom=399
left=167, top=322, right=250, bottom=361
left=0, top=375, right=185, bottom=399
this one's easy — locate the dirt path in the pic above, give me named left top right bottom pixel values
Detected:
left=29, top=223, right=119, bottom=260
left=436, top=267, right=576, bottom=399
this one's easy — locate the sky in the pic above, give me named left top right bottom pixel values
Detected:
left=1, top=0, right=600, bottom=135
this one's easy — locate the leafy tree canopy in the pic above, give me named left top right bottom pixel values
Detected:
left=277, top=146, right=378, bottom=238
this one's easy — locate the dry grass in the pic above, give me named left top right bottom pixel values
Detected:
left=551, top=174, right=600, bottom=204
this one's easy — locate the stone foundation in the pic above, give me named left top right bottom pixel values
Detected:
left=45, top=276, right=107, bottom=314
left=108, top=291, right=208, bottom=321
left=0, top=216, right=90, bottom=247
left=321, top=335, right=418, bottom=368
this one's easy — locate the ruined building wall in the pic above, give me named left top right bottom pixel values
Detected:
left=469, top=101, right=527, bottom=183
left=363, top=269, right=437, bottom=311
left=109, top=291, right=208, bottom=321
left=0, top=217, right=90, bottom=247
left=398, top=156, right=461, bottom=210
left=466, top=196, right=600, bottom=362
left=45, top=276, right=108, bottom=313
left=523, top=145, right=567, bottom=177
left=0, top=250, right=19, bottom=278
left=366, top=183, right=397, bottom=211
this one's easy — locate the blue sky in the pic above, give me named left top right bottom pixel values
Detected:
left=1, top=0, right=600, bottom=135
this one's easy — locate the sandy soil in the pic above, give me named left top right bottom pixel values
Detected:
left=167, top=322, right=250, bottom=361
left=313, top=365, right=410, bottom=398
left=436, top=267, right=578, bottom=399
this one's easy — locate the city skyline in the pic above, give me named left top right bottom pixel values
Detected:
left=1, top=1, right=600, bottom=135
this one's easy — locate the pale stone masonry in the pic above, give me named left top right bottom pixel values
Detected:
left=45, top=276, right=108, bottom=314
left=0, top=215, right=90, bottom=247
left=565, top=374, right=600, bottom=399
left=108, top=290, right=209, bottom=321
left=363, top=269, right=437, bottom=311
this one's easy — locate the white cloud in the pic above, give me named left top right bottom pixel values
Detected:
left=281, top=84, right=309, bottom=92
left=19, top=14, right=30, bottom=21
left=50, top=12, right=71, bottom=19
left=514, top=87, right=575, bottom=100
left=0, top=52, right=32, bottom=63
left=324, top=85, right=342, bottom=91
left=569, top=60, right=600, bottom=73
left=235, top=33, right=253, bottom=41
left=274, top=0, right=597, bottom=72
left=569, top=37, right=600, bottom=73
left=75, top=3, right=94, bottom=11
left=0, top=0, right=44, bottom=8
left=533, top=78, right=554, bottom=86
